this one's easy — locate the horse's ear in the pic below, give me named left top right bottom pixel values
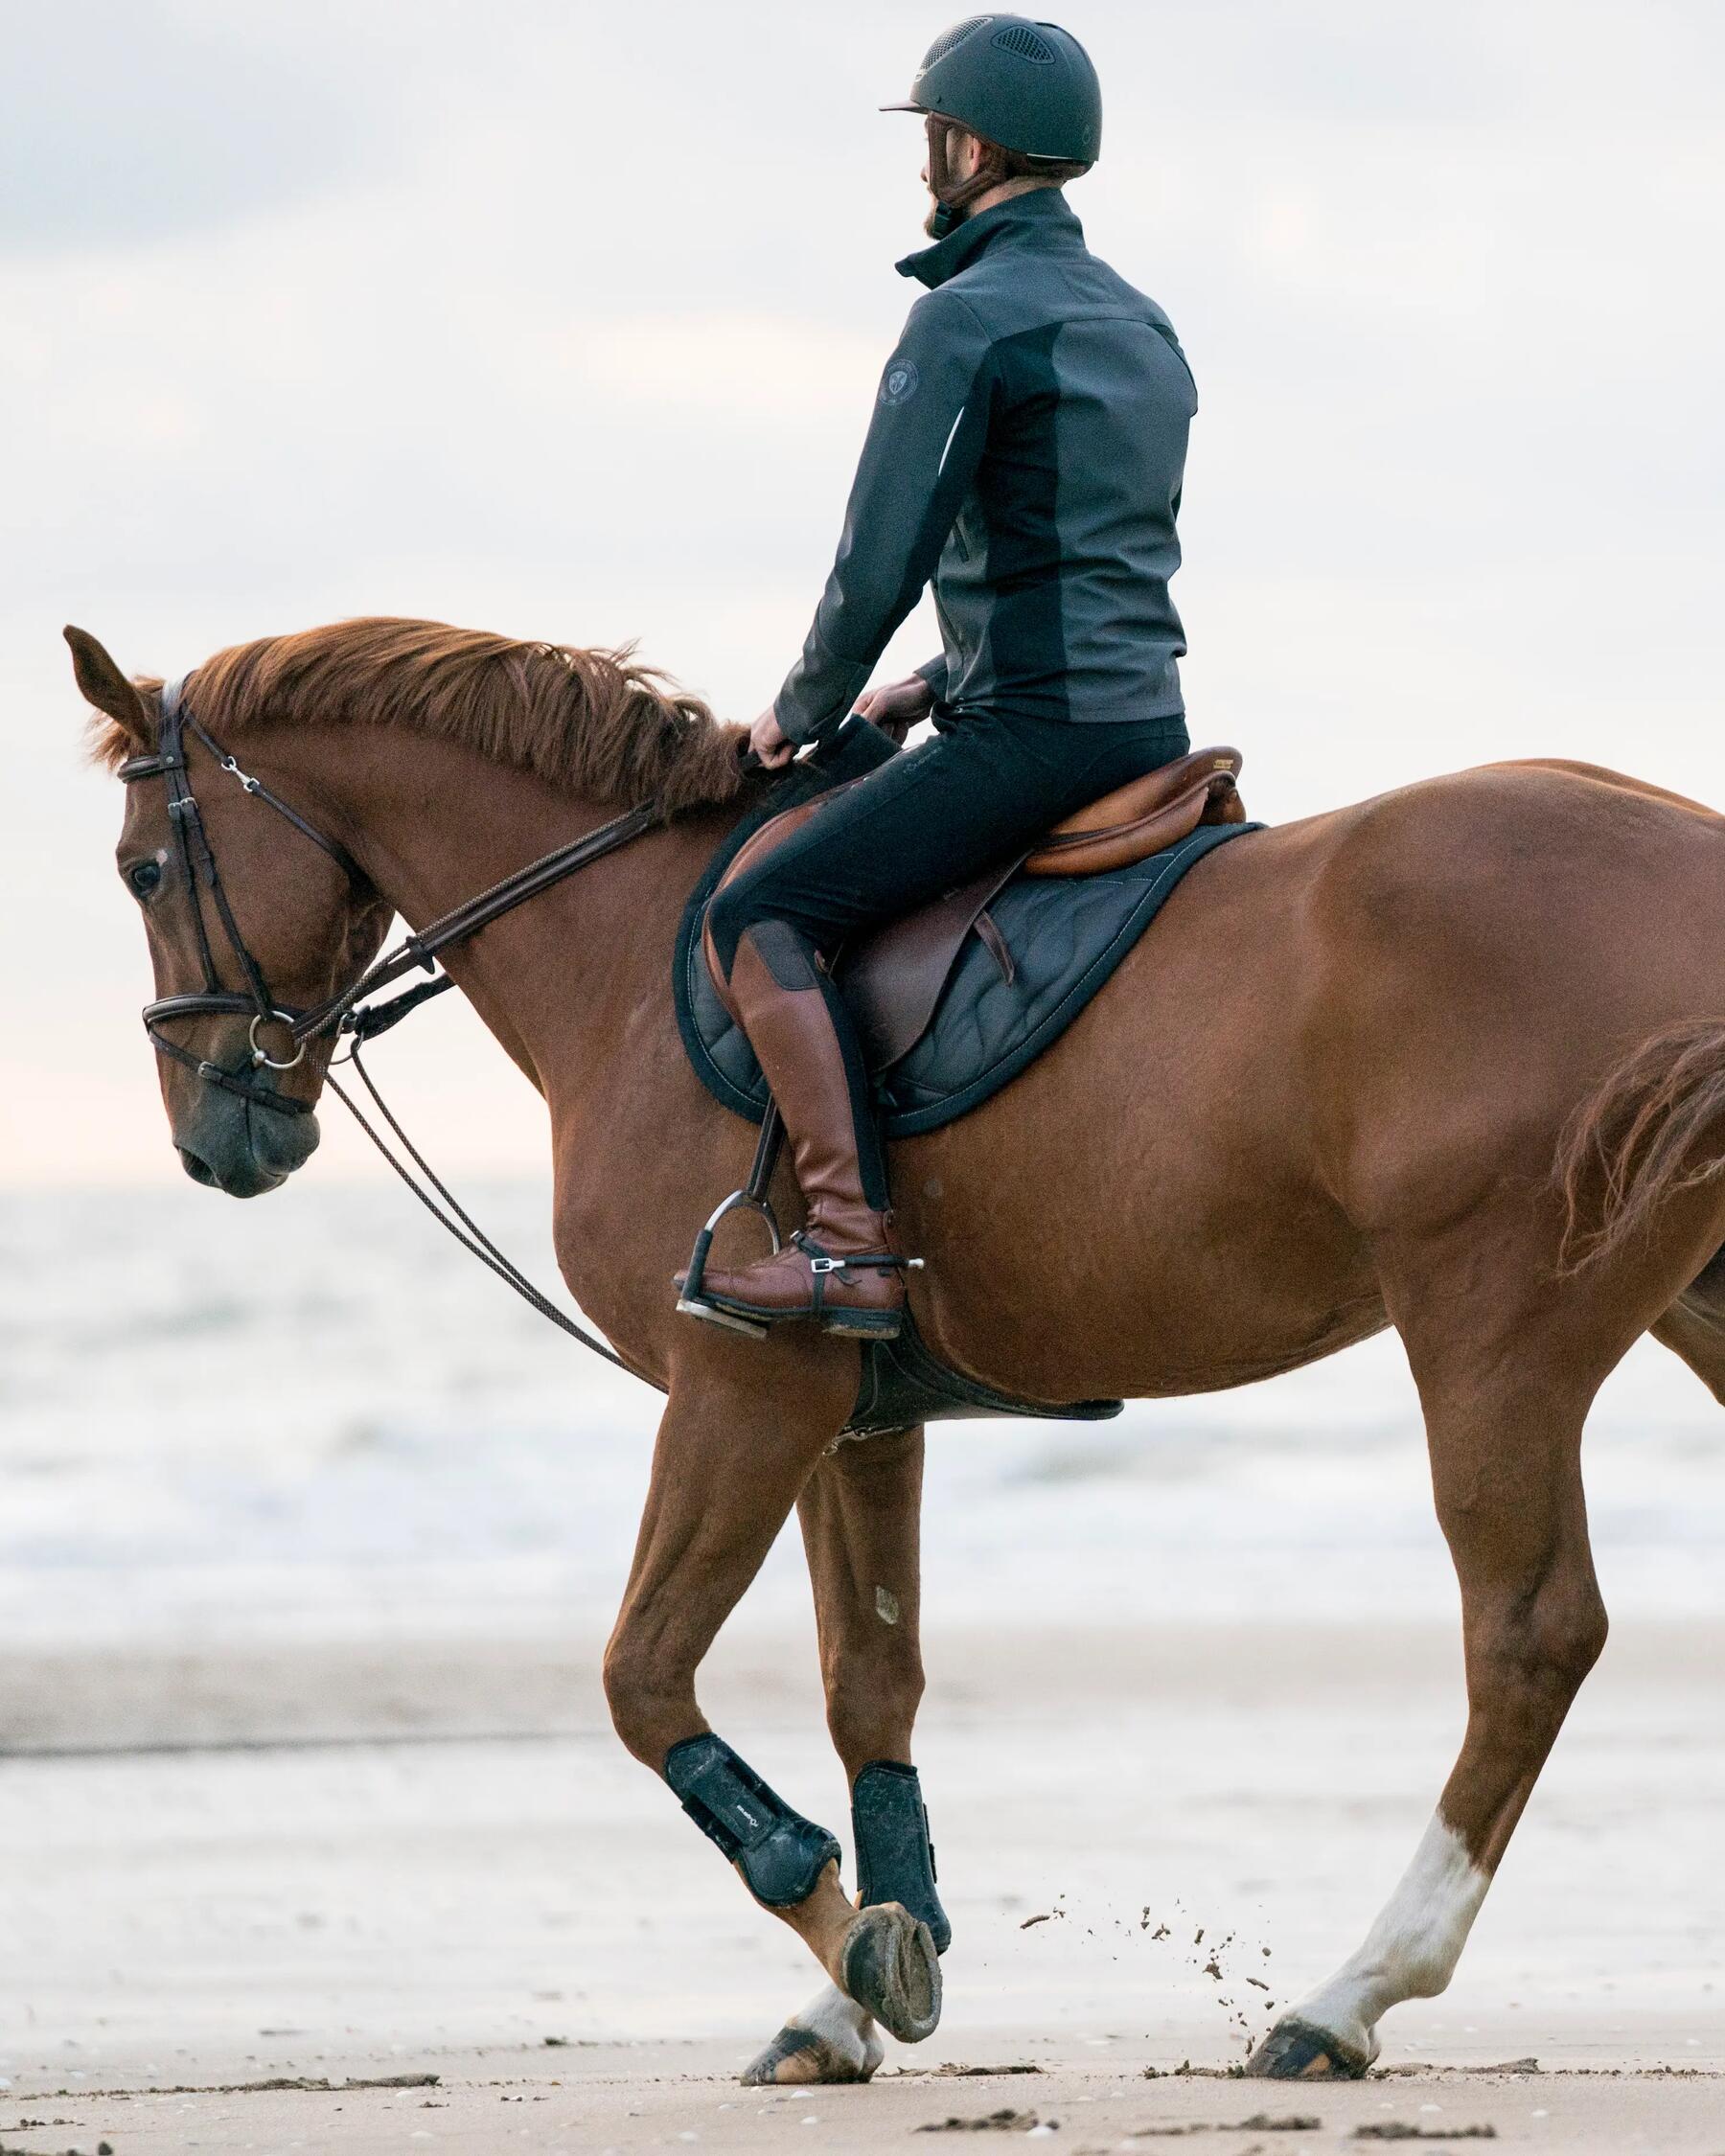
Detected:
left=64, top=624, right=150, bottom=745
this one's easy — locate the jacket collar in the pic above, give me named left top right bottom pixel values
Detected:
left=896, top=186, right=1085, bottom=290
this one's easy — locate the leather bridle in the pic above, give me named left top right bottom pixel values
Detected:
left=118, top=676, right=359, bottom=1114
left=117, top=672, right=666, bottom=1372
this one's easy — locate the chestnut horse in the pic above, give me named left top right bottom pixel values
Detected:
left=70, top=617, right=1725, bottom=2085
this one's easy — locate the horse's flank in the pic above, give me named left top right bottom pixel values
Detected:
left=87, top=615, right=749, bottom=821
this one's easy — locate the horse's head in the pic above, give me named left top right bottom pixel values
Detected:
left=70, top=625, right=392, bottom=1198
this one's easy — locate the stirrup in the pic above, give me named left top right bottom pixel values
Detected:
left=675, top=1101, right=924, bottom=1341
left=677, top=1185, right=785, bottom=1341
left=676, top=1106, right=788, bottom=1340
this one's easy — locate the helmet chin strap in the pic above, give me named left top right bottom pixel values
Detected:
left=925, top=117, right=1004, bottom=238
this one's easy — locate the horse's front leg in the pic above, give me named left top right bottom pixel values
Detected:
left=1250, top=1296, right=1611, bottom=2078
left=745, top=1423, right=947, bottom=2088
left=603, top=1360, right=943, bottom=2067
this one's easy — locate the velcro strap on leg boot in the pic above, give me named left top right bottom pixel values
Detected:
left=665, top=1733, right=841, bottom=1909
left=851, top=1759, right=951, bottom=1954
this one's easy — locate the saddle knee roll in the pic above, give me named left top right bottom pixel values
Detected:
left=665, top=1733, right=841, bottom=1908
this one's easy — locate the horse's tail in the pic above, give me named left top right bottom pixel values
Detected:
left=1556, top=1020, right=1725, bottom=1273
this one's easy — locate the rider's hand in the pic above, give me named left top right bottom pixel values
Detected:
left=853, top=672, right=934, bottom=745
left=748, top=706, right=797, bottom=769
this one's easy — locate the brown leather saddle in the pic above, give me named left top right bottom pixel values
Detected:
left=704, top=745, right=1245, bottom=1071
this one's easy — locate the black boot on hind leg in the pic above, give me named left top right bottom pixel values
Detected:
left=853, top=1760, right=951, bottom=1953
left=828, top=1759, right=948, bottom=2051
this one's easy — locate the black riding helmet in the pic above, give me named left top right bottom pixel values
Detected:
left=884, top=14, right=1102, bottom=167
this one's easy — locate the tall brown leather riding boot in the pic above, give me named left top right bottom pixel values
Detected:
left=678, top=925, right=912, bottom=1339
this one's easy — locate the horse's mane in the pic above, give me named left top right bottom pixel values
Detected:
left=91, top=617, right=748, bottom=817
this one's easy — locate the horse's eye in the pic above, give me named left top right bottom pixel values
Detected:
left=127, top=860, right=164, bottom=899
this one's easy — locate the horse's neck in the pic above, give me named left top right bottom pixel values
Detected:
left=317, top=724, right=727, bottom=1100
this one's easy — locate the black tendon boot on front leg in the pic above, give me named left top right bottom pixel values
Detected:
left=666, top=1733, right=840, bottom=1906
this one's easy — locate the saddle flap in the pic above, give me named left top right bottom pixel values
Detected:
left=1024, top=747, right=1244, bottom=877
left=841, top=860, right=1023, bottom=1072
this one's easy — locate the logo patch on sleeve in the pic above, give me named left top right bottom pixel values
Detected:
left=878, top=356, right=921, bottom=407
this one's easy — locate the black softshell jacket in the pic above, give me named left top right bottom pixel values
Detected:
left=773, top=188, right=1197, bottom=745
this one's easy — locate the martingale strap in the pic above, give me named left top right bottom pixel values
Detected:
left=288, top=798, right=660, bottom=1045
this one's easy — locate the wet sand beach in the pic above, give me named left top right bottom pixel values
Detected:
left=6, top=1195, right=1723, bottom=2147
left=3, top=1616, right=1720, bottom=2151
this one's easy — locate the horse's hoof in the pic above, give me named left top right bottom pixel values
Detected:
left=1245, top=2015, right=1371, bottom=2079
left=839, top=1901, right=942, bottom=2045
left=741, top=2010, right=884, bottom=2087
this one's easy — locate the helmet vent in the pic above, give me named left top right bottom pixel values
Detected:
left=991, top=23, right=1057, bottom=64
left=925, top=16, right=994, bottom=65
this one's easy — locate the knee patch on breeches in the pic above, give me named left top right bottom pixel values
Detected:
left=707, top=874, right=825, bottom=985
left=665, top=1733, right=841, bottom=1909
left=739, top=916, right=821, bottom=991
left=852, top=1760, right=951, bottom=1954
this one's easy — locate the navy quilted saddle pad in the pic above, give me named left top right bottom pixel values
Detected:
left=675, top=724, right=1261, bottom=1139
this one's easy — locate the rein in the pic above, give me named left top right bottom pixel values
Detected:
left=118, top=675, right=665, bottom=1377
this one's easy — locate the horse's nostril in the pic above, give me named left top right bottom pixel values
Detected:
left=178, top=1145, right=219, bottom=1187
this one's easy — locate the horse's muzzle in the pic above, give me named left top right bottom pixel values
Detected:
left=173, top=1068, right=320, bottom=1198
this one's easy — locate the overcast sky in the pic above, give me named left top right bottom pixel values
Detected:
left=6, top=0, right=1723, bottom=1186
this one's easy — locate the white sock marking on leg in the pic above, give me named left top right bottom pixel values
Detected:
left=789, top=1982, right=883, bottom=2073
left=1290, top=1814, right=1490, bottom=2060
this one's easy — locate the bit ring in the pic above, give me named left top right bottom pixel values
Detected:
left=249, top=1011, right=307, bottom=1070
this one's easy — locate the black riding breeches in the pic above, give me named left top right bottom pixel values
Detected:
left=706, top=708, right=1190, bottom=1208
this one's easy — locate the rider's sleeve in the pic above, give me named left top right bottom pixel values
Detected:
left=915, top=652, right=950, bottom=701
left=774, top=292, right=994, bottom=745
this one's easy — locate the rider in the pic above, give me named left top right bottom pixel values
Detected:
left=689, top=15, right=1199, bottom=1340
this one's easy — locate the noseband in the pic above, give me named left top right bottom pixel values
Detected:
left=117, top=672, right=666, bottom=1373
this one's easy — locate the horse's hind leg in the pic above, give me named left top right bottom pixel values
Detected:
left=603, top=1363, right=942, bottom=2065
left=745, top=1424, right=942, bottom=2088
left=1251, top=1290, right=1614, bottom=2078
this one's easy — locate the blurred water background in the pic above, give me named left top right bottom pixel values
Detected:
left=6, top=1173, right=1723, bottom=1657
